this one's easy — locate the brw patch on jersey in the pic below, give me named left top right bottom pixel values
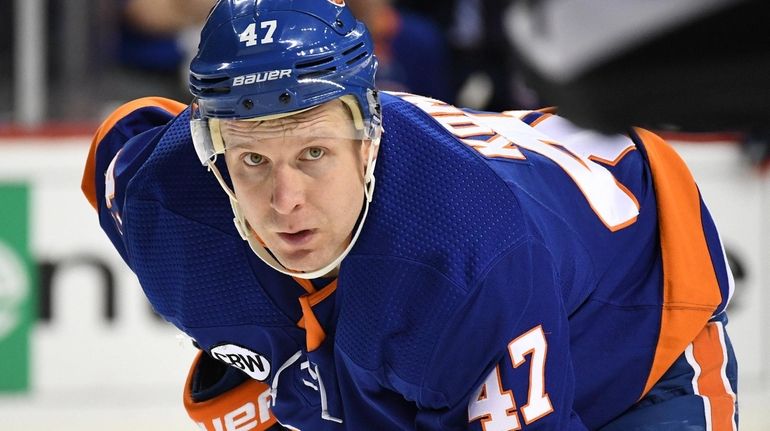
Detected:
left=211, top=344, right=271, bottom=381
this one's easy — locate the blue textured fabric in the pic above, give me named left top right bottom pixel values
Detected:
left=355, top=95, right=526, bottom=288
left=337, top=257, right=465, bottom=384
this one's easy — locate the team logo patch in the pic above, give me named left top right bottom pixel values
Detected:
left=211, top=344, right=271, bottom=381
left=327, top=0, right=345, bottom=6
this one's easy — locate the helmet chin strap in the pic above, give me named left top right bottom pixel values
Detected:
left=206, top=135, right=380, bottom=279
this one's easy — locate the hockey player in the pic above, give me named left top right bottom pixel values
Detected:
left=82, top=0, right=738, bottom=429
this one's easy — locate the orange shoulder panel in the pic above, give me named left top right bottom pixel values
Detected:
left=635, top=128, right=723, bottom=398
left=81, top=97, right=186, bottom=211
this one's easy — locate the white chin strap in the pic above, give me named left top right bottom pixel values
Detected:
left=206, top=135, right=380, bottom=279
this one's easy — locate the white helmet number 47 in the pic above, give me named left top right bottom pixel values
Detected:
left=239, top=20, right=278, bottom=47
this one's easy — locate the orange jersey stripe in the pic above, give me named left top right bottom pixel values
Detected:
left=635, top=128, right=723, bottom=397
left=293, top=277, right=317, bottom=294
left=81, top=97, right=187, bottom=210
left=296, top=279, right=338, bottom=352
left=588, top=146, right=637, bottom=167
left=298, top=295, right=326, bottom=352
left=691, top=322, right=737, bottom=431
left=535, top=106, right=558, bottom=115
left=529, top=113, right=553, bottom=127
left=307, top=279, right=338, bottom=306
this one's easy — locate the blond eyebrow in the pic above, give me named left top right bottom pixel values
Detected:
left=224, top=134, right=340, bottom=152
left=224, top=141, right=255, bottom=152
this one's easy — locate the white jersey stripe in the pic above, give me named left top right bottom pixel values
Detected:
left=685, top=343, right=713, bottom=431
left=714, top=322, right=738, bottom=430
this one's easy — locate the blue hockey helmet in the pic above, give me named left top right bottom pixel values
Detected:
left=188, top=0, right=382, bottom=279
left=189, top=0, right=380, bottom=161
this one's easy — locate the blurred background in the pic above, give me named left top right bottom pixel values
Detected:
left=0, top=0, right=767, bottom=429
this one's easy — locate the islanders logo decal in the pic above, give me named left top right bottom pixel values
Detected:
left=327, top=0, right=345, bottom=6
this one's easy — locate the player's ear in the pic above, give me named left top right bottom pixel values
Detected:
left=360, top=139, right=379, bottom=170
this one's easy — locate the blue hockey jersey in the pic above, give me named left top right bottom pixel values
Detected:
left=82, top=92, right=731, bottom=430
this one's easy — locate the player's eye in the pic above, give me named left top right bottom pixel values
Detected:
left=243, top=153, right=265, bottom=166
left=301, top=147, right=325, bottom=161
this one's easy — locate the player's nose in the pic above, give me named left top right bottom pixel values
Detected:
left=270, top=165, right=305, bottom=214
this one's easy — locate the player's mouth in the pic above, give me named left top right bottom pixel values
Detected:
left=276, top=229, right=316, bottom=247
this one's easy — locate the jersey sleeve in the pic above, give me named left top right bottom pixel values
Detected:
left=418, top=240, right=589, bottom=430
left=82, top=97, right=187, bottom=264
left=630, top=127, right=730, bottom=397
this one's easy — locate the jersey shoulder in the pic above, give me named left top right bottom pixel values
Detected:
left=84, top=98, right=295, bottom=332
left=365, top=92, right=529, bottom=289
left=83, top=97, right=187, bottom=211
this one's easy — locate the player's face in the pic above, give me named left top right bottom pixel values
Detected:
left=221, top=101, right=372, bottom=274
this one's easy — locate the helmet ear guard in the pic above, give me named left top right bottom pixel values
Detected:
left=190, top=101, right=225, bottom=166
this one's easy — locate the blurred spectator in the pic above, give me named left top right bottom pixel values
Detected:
left=393, top=0, right=540, bottom=111
left=347, top=0, right=452, bottom=102
left=119, top=0, right=212, bottom=71
left=103, top=0, right=214, bottom=104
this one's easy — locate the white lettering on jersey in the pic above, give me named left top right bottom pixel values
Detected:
left=468, top=326, right=554, bottom=429
left=211, top=344, right=271, bottom=381
left=396, top=93, right=640, bottom=231
left=468, top=365, right=521, bottom=430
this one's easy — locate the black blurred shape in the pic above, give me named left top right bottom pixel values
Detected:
left=38, top=256, right=116, bottom=323
left=514, top=0, right=770, bottom=134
